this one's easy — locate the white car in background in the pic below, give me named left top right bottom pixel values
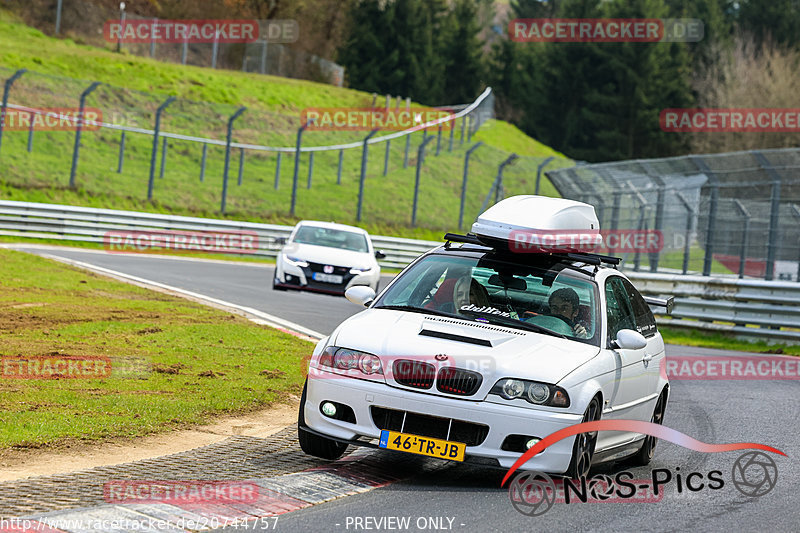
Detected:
left=298, top=196, right=673, bottom=478
left=273, top=221, right=384, bottom=295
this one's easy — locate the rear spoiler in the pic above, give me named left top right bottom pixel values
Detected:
left=643, top=296, right=674, bottom=315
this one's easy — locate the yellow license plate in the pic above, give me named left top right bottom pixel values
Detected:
left=378, top=430, right=466, bottom=461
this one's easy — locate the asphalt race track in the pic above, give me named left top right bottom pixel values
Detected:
left=9, top=246, right=800, bottom=532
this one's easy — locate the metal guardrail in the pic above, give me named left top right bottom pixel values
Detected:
left=2, top=200, right=798, bottom=344
left=627, top=272, right=800, bottom=343
left=0, top=200, right=438, bottom=269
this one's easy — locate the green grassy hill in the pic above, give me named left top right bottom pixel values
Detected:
left=0, top=9, right=571, bottom=240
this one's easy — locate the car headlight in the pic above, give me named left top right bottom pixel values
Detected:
left=319, top=347, right=383, bottom=376
left=349, top=266, right=372, bottom=274
left=490, top=378, right=570, bottom=407
left=284, top=255, right=308, bottom=267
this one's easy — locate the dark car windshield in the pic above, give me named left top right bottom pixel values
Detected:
left=374, top=252, right=600, bottom=345
left=292, top=225, right=369, bottom=253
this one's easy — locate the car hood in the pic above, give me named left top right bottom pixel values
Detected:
left=331, top=308, right=600, bottom=385
left=282, top=242, right=373, bottom=269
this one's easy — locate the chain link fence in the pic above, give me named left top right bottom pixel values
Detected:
left=545, top=150, right=800, bottom=281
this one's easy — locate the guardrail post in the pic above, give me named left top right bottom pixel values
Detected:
left=459, top=142, right=483, bottom=230
left=220, top=106, right=246, bottom=213
left=117, top=131, right=126, bottom=173
left=159, top=136, right=167, bottom=178
left=435, top=124, right=442, bottom=156
left=356, top=129, right=379, bottom=222
left=690, top=156, right=719, bottom=276
left=274, top=152, right=282, bottom=189
left=69, top=81, right=102, bottom=189
left=290, top=118, right=313, bottom=216
left=27, top=111, right=35, bottom=152
left=306, top=151, right=314, bottom=189
left=337, top=149, right=344, bottom=184
left=752, top=151, right=782, bottom=281
left=411, top=136, right=436, bottom=226
left=199, top=143, right=207, bottom=182
left=403, top=134, right=410, bottom=168
left=147, top=96, right=175, bottom=200
left=0, top=68, right=26, bottom=157
left=238, top=148, right=245, bottom=186
left=383, top=140, right=390, bottom=176
left=535, top=156, right=555, bottom=195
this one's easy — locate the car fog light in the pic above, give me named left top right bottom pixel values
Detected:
left=525, top=438, right=541, bottom=450
left=501, top=379, right=525, bottom=399
left=321, top=402, right=337, bottom=417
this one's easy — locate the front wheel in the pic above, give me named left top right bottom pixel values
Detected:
left=272, top=277, right=287, bottom=291
left=297, top=381, right=348, bottom=460
left=631, top=389, right=667, bottom=466
left=565, top=396, right=601, bottom=479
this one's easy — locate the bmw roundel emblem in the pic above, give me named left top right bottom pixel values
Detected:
left=323, top=265, right=334, bottom=274
left=435, top=354, right=448, bottom=361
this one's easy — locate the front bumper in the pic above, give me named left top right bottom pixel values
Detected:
left=277, top=259, right=377, bottom=295
left=304, top=370, right=582, bottom=474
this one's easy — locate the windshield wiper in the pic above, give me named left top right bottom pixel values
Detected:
left=374, top=305, right=461, bottom=319
left=458, top=309, right=568, bottom=339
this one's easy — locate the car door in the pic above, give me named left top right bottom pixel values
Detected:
left=620, top=278, right=665, bottom=402
left=603, top=276, right=652, bottom=423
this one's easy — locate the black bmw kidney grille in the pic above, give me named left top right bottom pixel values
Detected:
left=436, top=367, right=482, bottom=396
left=392, top=360, right=436, bottom=389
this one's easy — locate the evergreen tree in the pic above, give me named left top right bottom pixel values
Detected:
left=441, top=0, right=486, bottom=104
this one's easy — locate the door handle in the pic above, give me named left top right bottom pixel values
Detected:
left=643, top=353, right=655, bottom=363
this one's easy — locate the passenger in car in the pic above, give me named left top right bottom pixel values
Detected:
left=548, top=287, right=589, bottom=338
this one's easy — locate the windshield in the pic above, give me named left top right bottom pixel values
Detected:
left=292, top=225, right=369, bottom=253
left=374, top=253, right=600, bottom=345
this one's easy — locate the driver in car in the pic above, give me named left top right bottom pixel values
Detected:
left=548, top=287, right=589, bottom=338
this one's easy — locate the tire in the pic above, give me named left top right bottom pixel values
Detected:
left=565, top=396, right=601, bottom=479
left=631, top=389, right=667, bottom=466
left=272, top=277, right=287, bottom=291
left=297, top=380, right=348, bottom=460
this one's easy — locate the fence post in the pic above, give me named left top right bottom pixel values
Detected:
left=403, top=134, right=410, bottom=168
left=0, top=68, right=26, bottom=157
left=383, top=140, right=390, bottom=176
left=467, top=115, right=474, bottom=143
left=356, top=129, right=379, bottom=222
left=337, top=149, right=344, bottom=184
left=290, top=119, right=313, bottom=216
left=435, top=124, right=442, bottom=156
left=117, top=131, right=126, bottom=173
left=732, top=199, right=750, bottom=279
left=481, top=154, right=518, bottom=213
left=274, top=152, right=282, bottom=189
left=69, top=81, right=102, bottom=189
left=200, top=143, right=207, bottom=182
left=238, top=147, right=245, bottom=186
left=459, top=142, right=483, bottom=230
left=147, top=96, right=175, bottom=200
left=752, top=151, right=782, bottom=281
left=448, top=114, right=456, bottom=152
left=411, top=136, right=436, bottom=226
left=27, top=111, right=35, bottom=152
left=150, top=19, right=157, bottom=57
left=211, top=30, right=220, bottom=68
left=181, top=38, right=188, bottom=65
left=159, top=136, right=167, bottom=178
left=306, top=151, right=314, bottom=189
left=690, top=156, right=719, bottom=277
left=220, top=106, right=246, bottom=213
left=260, top=40, right=268, bottom=74
left=791, top=205, right=800, bottom=282
left=55, top=0, right=64, bottom=34
left=535, top=156, right=555, bottom=195
left=460, top=115, right=466, bottom=145
left=675, top=192, right=695, bottom=275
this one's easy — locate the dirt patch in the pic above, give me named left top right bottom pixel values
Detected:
left=0, top=398, right=300, bottom=482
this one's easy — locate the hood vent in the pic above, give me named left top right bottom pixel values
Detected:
left=418, top=329, right=493, bottom=347
left=426, top=316, right=526, bottom=336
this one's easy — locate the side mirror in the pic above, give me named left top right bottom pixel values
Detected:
left=611, top=329, right=647, bottom=350
left=375, top=250, right=386, bottom=259
left=274, top=236, right=288, bottom=246
left=345, top=285, right=376, bottom=307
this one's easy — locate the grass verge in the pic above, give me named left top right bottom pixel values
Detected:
left=0, top=248, right=312, bottom=449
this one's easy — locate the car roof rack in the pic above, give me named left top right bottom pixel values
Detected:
left=442, top=232, right=621, bottom=268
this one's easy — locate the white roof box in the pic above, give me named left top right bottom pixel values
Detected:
left=471, top=195, right=601, bottom=253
